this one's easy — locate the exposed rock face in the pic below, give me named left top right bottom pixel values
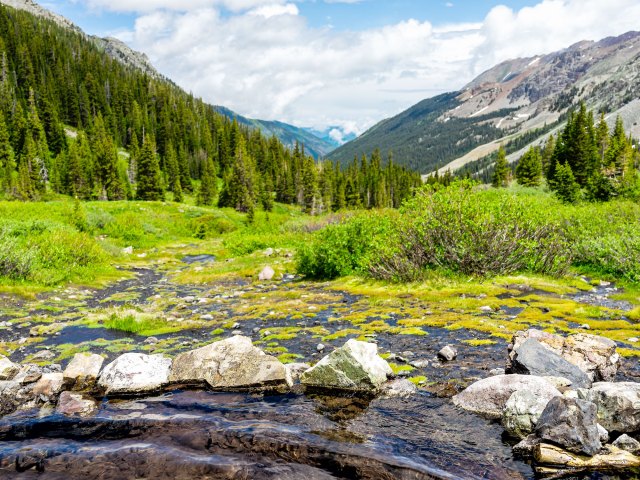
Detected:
left=32, top=373, right=64, bottom=397
left=452, top=374, right=561, bottom=419
left=612, top=434, right=640, bottom=455
left=63, top=353, right=104, bottom=391
left=0, top=355, right=19, bottom=381
left=509, top=338, right=592, bottom=388
left=508, top=330, right=619, bottom=382
left=56, top=391, right=97, bottom=417
left=98, top=353, right=171, bottom=395
left=169, top=336, right=288, bottom=390
left=535, top=396, right=602, bottom=456
left=579, top=382, right=640, bottom=433
left=301, top=339, right=392, bottom=392
left=502, top=389, right=559, bottom=439
left=437, top=345, right=457, bottom=362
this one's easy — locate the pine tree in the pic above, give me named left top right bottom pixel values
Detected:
left=492, top=146, right=509, bottom=188
left=553, top=162, right=581, bottom=203
left=196, top=157, right=217, bottom=206
left=515, top=147, right=542, bottom=187
left=0, top=111, right=16, bottom=195
left=135, top=135, right=164, bottom=201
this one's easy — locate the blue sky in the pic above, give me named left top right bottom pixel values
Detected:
left=37, top=0, right=640, bottom=136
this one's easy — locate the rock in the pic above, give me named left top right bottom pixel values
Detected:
left=628, top=337, right=639, bottom=343
left=579, top=382, right=640, bottom=433
left=264, top=248, right=274, bottom=256
left=0, top=355, right=19, bottom=380
left=0, top=381, right=23, bottom=415
left=32, top=373, right=64, bottom=397
left=479, top=306, right=493, bottom=313
left=612, top=434, right=640, bottom=455
left=534, top=443, right=640, bottom=470
left=14, top=365, right=43, bottom=384
left=258, top=266, right=275, bottom=281
left=56, top=391, right=97, bottom=417
left=597, top=424, right=609, bottom=443
left=201, top=314, right=213, bottom=321
left=144, top=337, right=159, bottom=344
left=122, top=246, right=133, bottom=254
left=31, top=350, right=56, bottom=361
left=316, top=343, right=325, bottom=352
left=508, top=330, right=619, bottom=382
left=63, top=353, right=104, bottom=391
left=489, top=368, right=506, bottom=376
left=301, top=339, right=392, bottom=392
left=380, top=379, right=418, bottom=398
left=509, top=339, right=591, bottom=388
left=503, top=389, right=559, bottom=439
left=98, top=353, right=171, bottom=395
left=543, top=376, right=573, bottom=389
left=285, top=363, right=310, bottom=387
left=535, top=396, right=602, bottom=456
left=410, top=359, right=430, bottom=369
left=453, top=374, right=561, bottom=419
left=169, top=336, right=288, bottom=391
left=513, top=434, right=541, bottom=457
left=437, top=345, right=457, bottom=362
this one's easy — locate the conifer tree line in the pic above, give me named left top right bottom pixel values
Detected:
left=0, top=6, right=420, bottom=212
left=489, top=103, right=639, bottom=202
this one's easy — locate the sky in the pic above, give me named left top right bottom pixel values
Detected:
left=42, top=0, right=640, bottom=141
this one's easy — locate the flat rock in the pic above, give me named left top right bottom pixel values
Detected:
left=535, top=396, right=602, bottom=456
left=380, top=379, right=418, bottom=398
left=612, top=434, right=640, bottom=455
left=56, top=391, right=97, bottom=417
left=453, top=374, right=561, bottom=419
left=0, top=355, right=19, bottom=381
left=579, top=382, right=640, bottom=433
left=98, top=353, right=171, bottom=395
left=534, top=443, right=640, bottom=469
left=301, top=339, right=392, bottom=392
left=503, top=389, right=559, bottom=439
left=509, top=339, right=592, bottom=388
left=169, top=336, right=288, bottom=390
left=63, top=353, right=104, bottom=391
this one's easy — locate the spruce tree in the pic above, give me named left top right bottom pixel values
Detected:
left=196, top=157, right=217, bottom=206
left=0, top=111, right=16, bottom=195
left=492, top=146, right=509, bottom=188
left=553, top=162, right=581, bottom=203
left=135, top=135, right=164, bottom=201
left=515, top=147, right=542, bottom=187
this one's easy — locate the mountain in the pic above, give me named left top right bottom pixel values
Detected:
left=330, top=31, right=640, bottom=174
left=0, top=0, right=334, bottom=159
left=213, top=106, right=336, bottom=159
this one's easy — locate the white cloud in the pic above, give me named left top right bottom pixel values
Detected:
left=112, top=0, right=640, bottom=133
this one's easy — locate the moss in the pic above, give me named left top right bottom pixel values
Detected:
left=211, top=328, right=225, bottom=336
left=388, top=362, right=415, bottom=375
left=462, top=339, right=498, bottom=346
left=618, top=347, right=640, bottom=357
left=409, top=375, right=427, bottom=385
left=277, top=353, right=303, bottom=364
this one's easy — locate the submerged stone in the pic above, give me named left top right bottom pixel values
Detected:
left=301, top=339, right=392, bottom=392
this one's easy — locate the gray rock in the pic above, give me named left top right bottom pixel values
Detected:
left=479, top=306, right=493, bottom=313
left=258, top=266, right=275, bottom=281
left=579, top=382, right=640, bottom=433
left=513, top=434, right=541, bottom=457
left=56, top=391, right=97, bottom=417
left=410, top=359, right=430, bottom=369
left=0, top=355, right=19, bottom=381
left=452, top=374, right=561, bottom=419
left=509, top=339, right=592, bottom=388
left=503, top=389, right=559, bottom=439
left=508, top=329, right=619, bottom=382
left=301, top=339, right=392, bottom=392
left=598, top=424, right=609, bottom=443
left=264, top=248, right=274, bottom=256
left=380, top=379, right=418, bottom=398
left=98, top=353, right=171, bottom=395
left=535, top=396, right=602, bottom=456
left=32, top=373, right=64, bottom=397
left=490, top=368, right=506, bottom=376
left=612, top=434, right=640, bottom=455
left=438, top=345, right=457, bottom=362
left=63, top=353, right=104, bottom=391
left=284, top=363, right=311, bottom=387
left=31, top=350, right=56, bottom=361
left=316, top=343, right=325, bottom=352
left=169, top=336, right=288, bottom=391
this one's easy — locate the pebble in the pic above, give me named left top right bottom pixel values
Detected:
left=438, top=345, right=457, bottom=362
left=489, top=368, right=506, bottom=376
left=263, top=330, right=273, bottom=337
left=253, top=327, right=260, bottom=333
left=479, top=306, right=493, bottom=313
left=201, top=314, right=214, bottom=321
left=231, top=330, right=243, bottom=335
left=316, top=343, right=325, bottom=352
left=410, top=359, right=430, bottom=369
left=232, top=323, right=241, bottom=329
left=579, top=324, right=590, bottom=330
left=628, top=337, right=638, bottom=343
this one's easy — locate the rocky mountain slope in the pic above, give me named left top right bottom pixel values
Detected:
left=330, top=31, right=640, bottom=174
left=0, top=0, right=335, bottom=159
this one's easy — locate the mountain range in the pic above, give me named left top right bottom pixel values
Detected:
left=330, top=31, right=640, bottom=174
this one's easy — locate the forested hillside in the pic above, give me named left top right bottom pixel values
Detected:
left=0, top=5, right=420, bottom=213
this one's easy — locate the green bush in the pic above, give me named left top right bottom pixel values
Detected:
left=296, top=212, right=396, bottom=279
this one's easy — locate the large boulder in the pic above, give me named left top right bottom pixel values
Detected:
left=502, top=389, right=559, bottom=439
left=98, top=353, right=171, bottom=395
left=579, top=382, right=640, bottom=433
left=0, top=355, right=19, bottom=381
left=63, top=353, right=104, bottom=391
left=169, top=336, right=288, bottom=390
left=508, top=330, right=619, bottom=381
left=509, top=339, right=592, bottom=388
left=453, top=374, right=561, bottom=419
left=535, top=396, right=602, bottom=456
left=300, top=339, right=392, bottom=392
